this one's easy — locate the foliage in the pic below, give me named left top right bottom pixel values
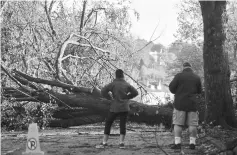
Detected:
left=175, top=0, right=203, bottom=43
left=1, top=0, right=138, bottom=86
left=171, top=1, right=237, bottom=108
left=170, top=0, right=204, bottom=79
left=226, top=1, right=237, bottom=71
left=1, top=99, right=56, bottom=131
left=166, top=41, right=203, bottom=80
left=1, top=0, right=139, bottom=130
left=174, top=0, right=237, bottom=72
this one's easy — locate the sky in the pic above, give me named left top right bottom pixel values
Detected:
left=130, top=0, right=179, bottom=46
left=63, top=0, right=179, bottom=47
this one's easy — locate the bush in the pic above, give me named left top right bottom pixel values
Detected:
left=1, top=100, right=56, bottom=131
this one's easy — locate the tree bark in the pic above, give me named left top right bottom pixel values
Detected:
left=46, top=92, right=173, bottom=127
left=48, top=115, right=106, bottom=128
left=200, top=1, right=237, bottom=128
left=13, top=69, right=92, bottom=93
left=2, top=85, right=173, bottom=128
left=52, top=108, right=97, bottom=119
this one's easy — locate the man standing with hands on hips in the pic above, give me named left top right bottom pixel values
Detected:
left=96, top=69, right=138, bottom=149
left=169, top=62, right=202, bottom=150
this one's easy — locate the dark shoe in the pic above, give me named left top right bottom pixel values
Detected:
left=96, top=142, right=108, bottom=148
left=170, top=143, right=181, bottom=150
left=189, top=144, right=195, bottom=150
left=119, top=143, right=125, bottom=149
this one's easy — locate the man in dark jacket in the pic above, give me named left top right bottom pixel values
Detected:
left=169, top=62, right=202, bottom=150
left=96, top=69, right=138, bottom=149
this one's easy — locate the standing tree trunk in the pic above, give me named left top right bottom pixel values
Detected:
left=200, top=1, right=237, bottom=128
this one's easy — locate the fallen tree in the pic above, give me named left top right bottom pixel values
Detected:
left=2, top=65, right=235, bottom=128
left=2, top=67, right=173, bottom=128
left=3, top=86, right=173, bottom=128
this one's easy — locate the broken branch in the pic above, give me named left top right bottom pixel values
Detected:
left=13, top=69, right=92, bottom=93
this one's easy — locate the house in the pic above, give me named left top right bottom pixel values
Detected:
left=138, top=80, right=173, bottom=105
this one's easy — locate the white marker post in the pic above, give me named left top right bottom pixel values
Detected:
left=22, top=123, right=44, bottom=155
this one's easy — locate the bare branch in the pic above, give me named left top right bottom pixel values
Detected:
left=49, top=0, right=56, bottom=13
left=88, top=31, right=128, bottom=49
left=44, top=0, right=56, bottom=41
left=43, top=58, right=56, bottom=76
left=78, top=62, right=96, bottom=83
left=84, top=8, right=106, bottom=27
left=71, top=33, right=111, bottom=55
left=7, top=71, right=75, bottom=109
left=1, top=65, right=28, bottom=91
left=128, top=24, right=166, bottom=58
left=60, top=55, right=103, bottom=84
left=61, top=71, right=74, bottom=85
left=94, top=11, right=98, bottom=27
left=55, top=36, right=71, bottom=80
left=61, top=54, right=91, bottom=61
left=40, top=25, right=55, bottom=39
left=84, top=9, right=94, bottom=27
left=13, top=75, right=39, bottom=90
left=149, top=20, right=160, bottom=41
left=22, top=54, right=28, bottom=73
left=55, top=34, right=114, bottom=83
left=93, top=66, right=104, bottom=82
left=13, top=69, right=93, bottom=94
left=80, top=0, right=87, bottom=35
left=36, top=59, right=42, bottom=78
left=0, top=0, right=8, bottom=16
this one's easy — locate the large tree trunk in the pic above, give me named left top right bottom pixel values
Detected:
left=200, top=1, right=237, bottom=128
left=50, top=92, right=173, bottom=127
left=2, top=69, right=173, bottom=128
left=48, top=115, right=106, bottom=128
left=4, top=89, right=173, bottom=128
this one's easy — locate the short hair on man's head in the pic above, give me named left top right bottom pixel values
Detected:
left=183, top=62, right=192, bottom=68
left=115, top=69, right=124, bottom=78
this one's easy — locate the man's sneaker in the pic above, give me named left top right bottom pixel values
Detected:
left=119, top=143, right=125, bottom=149
left=170, top=143, right=181, bottom=150
left=96, top=142, right=108, bottom=149
left=189, top=144, right=195, bottom=150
